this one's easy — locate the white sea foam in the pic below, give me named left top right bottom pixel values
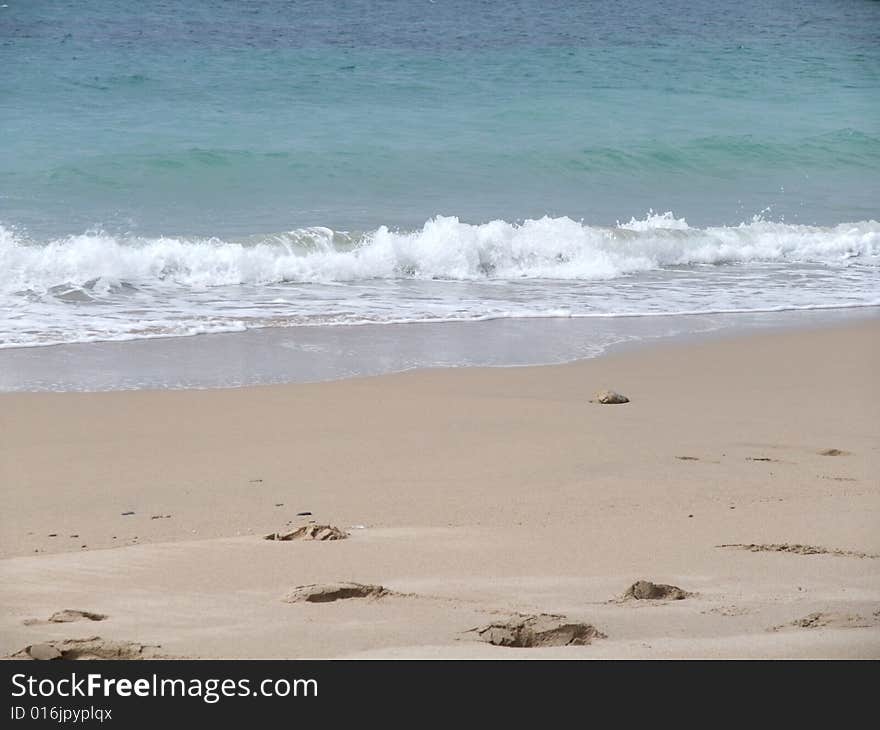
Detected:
left=2, top=214, right=878, bottom=292
left=1, top=214, right=878, bottom=348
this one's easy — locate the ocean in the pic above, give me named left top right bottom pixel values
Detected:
left=1, top=0, right=878, bottom=365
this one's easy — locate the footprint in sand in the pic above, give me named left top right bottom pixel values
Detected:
left=8, top=637, right=168, bottom=660
left=264, top=524, right=348, bottom=541
left=704, top=605, right=752, bottom=617
left=717, top=543, right=878, bottom=559
left=467, top=614, right=605, bottom=647
left=621, top=580, right=691, bottom=601
left=24, top=609, right=107, bottom=626
left=283, top=582, right=389, bottom=603
left=770, top=611, right=878, bottom=632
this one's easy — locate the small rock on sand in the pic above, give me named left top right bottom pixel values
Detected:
left=624, top=580, right=689, bottom=601
left=819, top=448, right=849, bottom=457
left=264, top=524, right=348, bottom=541
left=283, top=582, right=387, bottom=603
left=592, top=390, right=629, bottom=405
left=471, top=614, right=605, bottom=647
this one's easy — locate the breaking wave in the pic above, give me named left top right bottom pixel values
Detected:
left=3, top=213, right=878, bottom=293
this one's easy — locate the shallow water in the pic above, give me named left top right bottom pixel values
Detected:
left=1, top=307, right=875, bottom=393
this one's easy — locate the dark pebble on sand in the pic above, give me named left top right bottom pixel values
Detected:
left=48, top=533, right=57, bottom=537
left=121, top=511, right=135, bottom=516
left=274, top=503, right=284, bottom=507
left=297, top=511, right=312, bottom=516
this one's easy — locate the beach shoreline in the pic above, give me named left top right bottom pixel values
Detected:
left=1, top=317, right=878, bottom=658
left=2, top=304, right=878, bottom=393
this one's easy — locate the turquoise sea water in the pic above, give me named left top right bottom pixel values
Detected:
left=1, top=0, right=879, bottom=348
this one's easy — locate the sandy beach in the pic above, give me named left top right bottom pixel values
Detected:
left=1, top=319, right=878, bottom=659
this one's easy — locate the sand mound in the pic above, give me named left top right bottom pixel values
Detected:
left=718, top=543, right=878, bottom=559
left=283, top=582, right=388, bottom=603
left=591, top=390, right=629, bottom=404
left=9, top=637, right=165, bottom=660
left=623, top=580, right=690, bottom=601
left=470, top=614, right=605, bottom=647
left=264, top=524, right=348, bottom=541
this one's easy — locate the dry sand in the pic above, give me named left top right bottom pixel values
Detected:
left=1, top=319, right=878, bottom=658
